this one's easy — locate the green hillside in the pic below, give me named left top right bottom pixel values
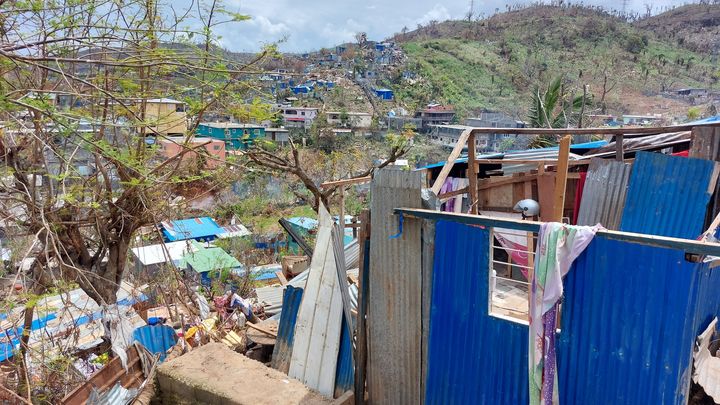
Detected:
left=388, top=5, right=720, bottom=120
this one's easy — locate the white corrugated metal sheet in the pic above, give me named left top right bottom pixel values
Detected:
left=131, top=241, right=196, bottom=266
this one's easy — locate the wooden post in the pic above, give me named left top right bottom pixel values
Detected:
left=552, top=135, right=572, bottom=222
left=354, top=210, right=370, bottom=405
left=690, top=126, right=720, bottom=230
left=339, top=186, right=346, bottom=229
left=615, top=134, right=624, bottom=161
left=468, top=133, right=479, bottom=214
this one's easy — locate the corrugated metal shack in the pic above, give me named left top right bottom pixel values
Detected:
left=357, top=122, right=720, bottom=404
left=259, top=122, right=720, bottom=404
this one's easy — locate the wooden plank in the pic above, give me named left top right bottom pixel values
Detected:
left=368, top=169, right=423, bottom=404
left=394, top=208, right=720, bottom=256
left=438, top=186, right=469, bottom=201
left=320, top=176, right=371, bottom=189
left=478, top=174, right=538, bottom=190
left=474, top=159, right=590, bottom=165
left=468, top=133, right=479, bottom=214
left=275, top=270, right=288, bottom=286
left=464, top=122, right=720, bottom=136
left=247, top=321, right=278, bottom=337
left=431, top=127, right=473, bottom=195
left=354, top=210, right=369, bottom=405
left=288, top=204, right=343, bottom=397
left=537, top=173, right=556, bottom=222
left=552, top=136, right=571, bottom=221
left=615, top=134, right=624, bottom=161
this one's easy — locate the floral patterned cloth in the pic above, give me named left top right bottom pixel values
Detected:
left=529, top=222, right=601, bottom=405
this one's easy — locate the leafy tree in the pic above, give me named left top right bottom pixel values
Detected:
left=0, top=0, right=270, bottom=386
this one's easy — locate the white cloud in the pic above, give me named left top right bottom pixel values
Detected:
left=415, top=4, right=451, bottom=26
left=174, top=0, right=691, bottom=53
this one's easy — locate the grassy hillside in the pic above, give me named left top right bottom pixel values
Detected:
left=389, top=5, right=720, bottom=121
left=635, top=3, right=720, bottom=53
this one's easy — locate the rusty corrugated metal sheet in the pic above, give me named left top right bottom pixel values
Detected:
left=425, top=221, right=529, bottom=404
left=368, top=169, right=423, bottom=404
left=620, top=151, right=719, bottom=239
left=576, top=158, right=631, bottom=229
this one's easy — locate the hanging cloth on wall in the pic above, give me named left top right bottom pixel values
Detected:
left=529, top=222, right=601, bottom=405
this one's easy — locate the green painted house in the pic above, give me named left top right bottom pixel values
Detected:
left=196, top=122, right=266, bottom=150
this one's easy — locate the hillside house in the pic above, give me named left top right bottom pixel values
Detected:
left=265, top=128, right=290, bottom=146
left=131, top=240, right=197, bottom=275
left=291, top=85, right=312, bottom=95
left=327, top=111, right=372, bottom=128
left=430, top=125, right=489, bottom=150
left=374, top=88, right=393, bottom=100
left=196, top=122, right=265, bottom=150
left=621, top=114, right=663, bottom=125
left=179, top=241, right=241, bottom=286
left=157, top=136, right=225, bottom=168
left=415, top=104, right=456, bottom=131
left=465, top=112, right=526, bottom=151
left=281, top=107, right=318, bottom=129
left=140, top=98, right=188, bottom=136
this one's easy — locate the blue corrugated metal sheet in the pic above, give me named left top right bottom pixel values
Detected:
left=426, top=220, right=720, bottom=404
left=133, top=324, right=177, bottom=362
left=620, top=151, right=717, bottom=239
left=559, top=236, right=720, bottom=404
left=271, top=286, right=303, bottom=374
left=334, top=315, right=354, bottom=398
left=425, top=221, right=529, bottom=404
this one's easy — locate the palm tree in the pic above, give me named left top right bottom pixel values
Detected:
left=527, top=76, right=591, bottom=148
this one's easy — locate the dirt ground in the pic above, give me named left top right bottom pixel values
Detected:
left=157, top=342, right=333, bottom=405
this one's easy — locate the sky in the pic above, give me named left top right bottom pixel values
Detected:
left=199, top=0, right=692, bottom=53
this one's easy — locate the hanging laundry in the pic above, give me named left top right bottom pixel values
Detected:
left=529, top=222, right=601, bottom=405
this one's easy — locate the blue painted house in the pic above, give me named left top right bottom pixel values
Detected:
left=196, top=122, right=265, bottom=150
left=374, top=88, right=394, bottom=100
left=291, top=85, right=311, bottom=95
left=161, top=217, right=225, bottom=242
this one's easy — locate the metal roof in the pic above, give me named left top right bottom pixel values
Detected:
left=217, top=224, right=252, bottom=239
left=161, top=217, right=224, bottom=242
left=620, top=151, right=718, bottom=239
left=180, top=241, right=241, bottom=274
left=199, top=122, right=264, bottom=129
left=0, top=282, right=147, bottom=362
left=131, top=240, right=197, bottom=266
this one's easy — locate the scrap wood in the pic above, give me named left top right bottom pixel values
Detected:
left=247, top=322, right=277, bottom=337
left=431, top=127, right=473, bottom=195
